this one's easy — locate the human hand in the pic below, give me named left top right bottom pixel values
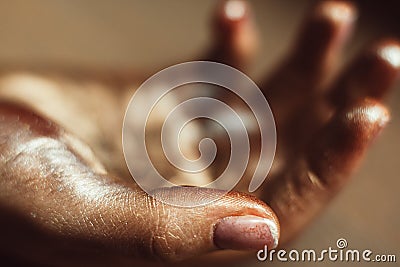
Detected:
left=0, top=1, right=398, bottom=266
left=205, top=0, right=399, bottom=245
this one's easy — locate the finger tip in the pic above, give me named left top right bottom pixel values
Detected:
left=335, top=99, right=390, bottom=156
left=375, top=39, right=400, bottom=69
left=137, top=187, right=280, bottom=261
left=291, top=0, right=356, bottom=69
left=211, top=190, right=280, bottom=251
left=220, top=0, right=249, bottom=23
left=209, top=0, right=258, bottom=68
left=214, top=0, right=254, bottom=35
left=316, top=1, right=357, bottom=25
left=344, top=99, right=390, bottom=135
left=308, top=99, right=389, bottom=185
left=329, top=39, right=400, bottom=107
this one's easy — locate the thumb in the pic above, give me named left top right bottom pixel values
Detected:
left=0, top=102, right=279, bottom=263
left=137, top=187, right=279, bottom=261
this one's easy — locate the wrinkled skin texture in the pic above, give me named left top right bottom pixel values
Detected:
left=0, top=1, right=399, bottom=266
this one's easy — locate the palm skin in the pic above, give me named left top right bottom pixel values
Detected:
left=0, top=1, right=398, bottom=266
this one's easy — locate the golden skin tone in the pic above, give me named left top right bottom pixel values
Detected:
left=0, top=1, right=399, bottom=266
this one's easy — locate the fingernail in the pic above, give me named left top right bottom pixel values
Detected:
left=214, top=215, right=279, bottom=250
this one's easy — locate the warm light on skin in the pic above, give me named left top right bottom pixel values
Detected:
left=378, top=45, right=400, bottom=68
left=364, top=105, right=390, bottom=126
left=320, top=1, right=355, bottom=23
left=347, top=105, right=389, bottom=126
left=224, top=0, right=246, bottom=21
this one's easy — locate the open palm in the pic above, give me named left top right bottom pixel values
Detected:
left=0, top=1, right=398, bottom=266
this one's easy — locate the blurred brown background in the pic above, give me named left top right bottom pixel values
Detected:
left=0, top=1, right=398, bottom=266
